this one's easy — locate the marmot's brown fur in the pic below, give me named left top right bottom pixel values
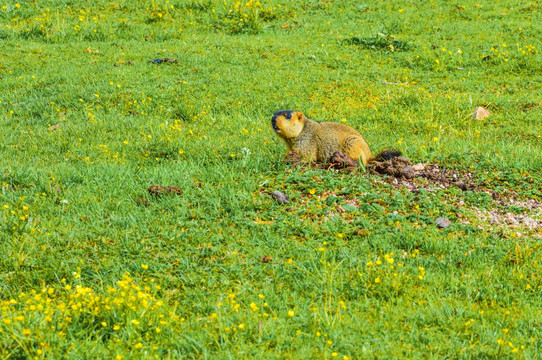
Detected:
left=271, top=110, right=375, bottom=165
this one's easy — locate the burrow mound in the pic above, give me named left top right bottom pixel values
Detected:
left=282, top=151, right=542, bottom=230
left=283, top=150, right=476, bottom=191
left=366, top=156, right=476, bottom=192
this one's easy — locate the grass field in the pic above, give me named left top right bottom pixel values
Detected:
left=0, top=0, right=541, bottom=358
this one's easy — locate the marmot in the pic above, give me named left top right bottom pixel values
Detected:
left=272, top=110, right=392, bottom=165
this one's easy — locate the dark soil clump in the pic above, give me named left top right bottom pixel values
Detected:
left=259, top=255, right=273, bottom=263
left=328, top=151, right=359, bottom=173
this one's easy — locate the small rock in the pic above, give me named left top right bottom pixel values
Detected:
left=270, top=191, right=289, bottom=204
left=472, top=106, right=490, bottom=120
left=436, top=217, right=451, bottom=228
left=412, top=163, right=425, bottom=172
left=455, top=180, right=468, bottom=191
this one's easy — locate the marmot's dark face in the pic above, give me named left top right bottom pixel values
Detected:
left=271, top=110, right=305, bottom=140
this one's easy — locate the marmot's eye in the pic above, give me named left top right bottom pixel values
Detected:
left=286, top=114, right=292, bottom=120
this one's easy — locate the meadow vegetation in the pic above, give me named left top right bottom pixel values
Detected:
left=0, top=0, right=541, bottom=358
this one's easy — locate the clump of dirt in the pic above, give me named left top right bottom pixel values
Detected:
left=328, top=151, right=359, bottom=173
left=148, top=185, right=183, bottom=197
left=368, top=156, right=416, bottom=178
left=259, top=255, right=273, bottom=263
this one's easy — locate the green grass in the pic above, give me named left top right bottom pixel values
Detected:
left=0, top=0, right=541, bottom=358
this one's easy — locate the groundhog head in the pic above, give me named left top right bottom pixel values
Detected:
left=271, top=110, right=305, bottom=140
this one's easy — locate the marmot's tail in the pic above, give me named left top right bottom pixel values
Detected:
left=372, top=149, right=402, bottom=162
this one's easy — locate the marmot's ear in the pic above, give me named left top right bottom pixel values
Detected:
left=295, top=111, right=305, bottom=121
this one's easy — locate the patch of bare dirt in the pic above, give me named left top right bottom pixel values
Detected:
left=493, top=197, right=542, bottom=211
left=282, top=151, right=542, bottom=220
left=328, top=151, right=359, bottom=173
left=472, top=197, right=542, bottom=231
left=472, top=207, right=542, bottom=230
left=284, top=150, right=477, bottom=191
left=466, top=191, right=542, bottom=228
left=281, top=151, right=542, bottom=233
left=284, top=151, right=477, bottom=190
left=372, top=159, right=542, bottom=230
left=366, top=156, right=476, bottom=192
